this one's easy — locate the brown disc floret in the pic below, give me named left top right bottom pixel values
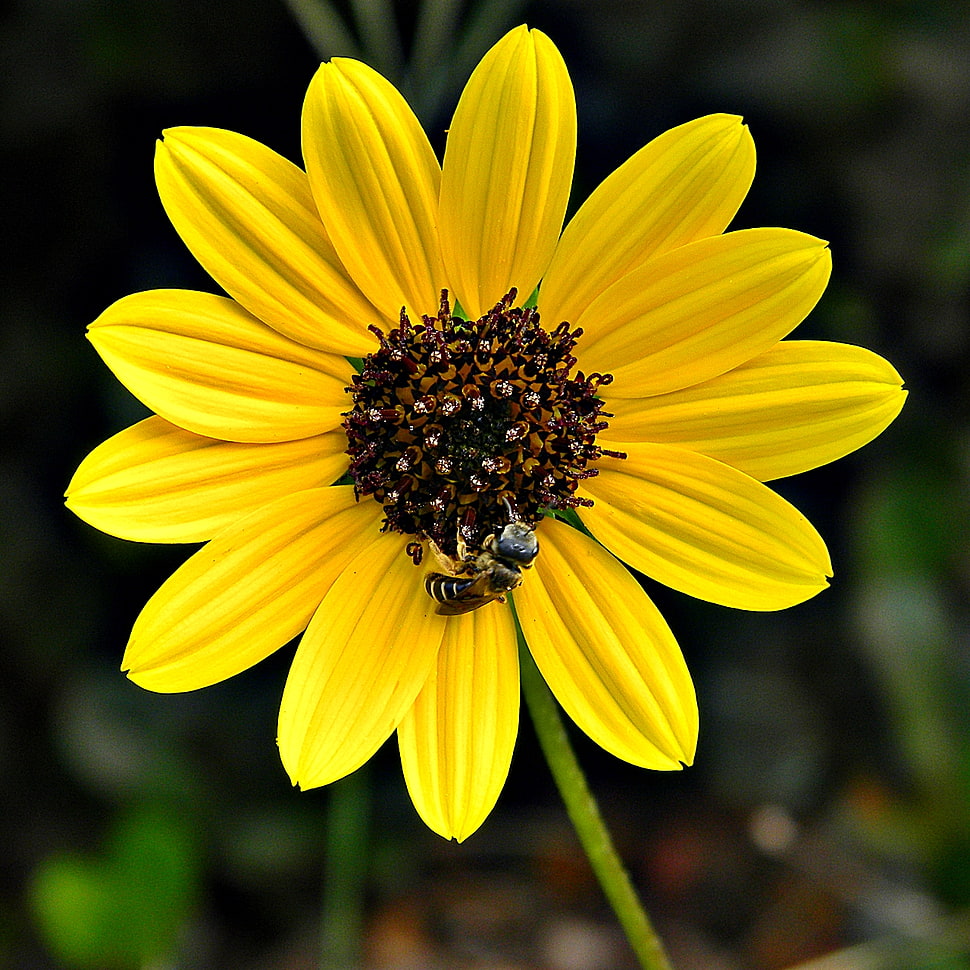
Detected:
left=343, top=290, right=622, bottom=559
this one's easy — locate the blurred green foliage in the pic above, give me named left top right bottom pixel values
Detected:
left=29, top=805, right=200, bottom=969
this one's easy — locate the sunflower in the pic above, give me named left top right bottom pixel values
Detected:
left=66, top=26, right=905, bottom=840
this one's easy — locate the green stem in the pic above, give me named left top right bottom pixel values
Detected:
left=280, top=0, right=361, bottom=61
left=518, top=638, right=676, bottom=970
left=320, top=766, right=370, bottom=969
left=349, top=0, right=403, bottom=75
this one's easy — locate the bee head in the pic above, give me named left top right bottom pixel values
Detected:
left=490, top=520, right=539, bottom=567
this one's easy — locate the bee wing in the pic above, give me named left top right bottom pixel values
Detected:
left=428, top=570, right=503, bottom=615
left=435, top=593, right=498, bottom=615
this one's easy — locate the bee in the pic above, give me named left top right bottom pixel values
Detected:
left=425, top=502, right=539, bottom=615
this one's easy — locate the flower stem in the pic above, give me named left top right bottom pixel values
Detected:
left=320, top=766, right=370, bottom=969
left=518, top=638, right=676, bottom=970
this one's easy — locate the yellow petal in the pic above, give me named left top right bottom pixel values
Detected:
left=155, top=127, right=378, bottom=357
left=302, top=58, right=444, bottom=322
left=88, top=289, right=351, bottom=442
left=66, top=416, right=348, bottom=543
left=439, top=26, right=576, bottom=319
left=398, top=605, right=519, bottom=842
left=603, top=341, right=907, bottom=481
left=577, top=228, right=832, bottom=396
left=540, top=114, right=755, bottom=327
left=580, top=443, right=832, bottom=610
left=514, top=517, right=696, bottom=769
left=278, top=532, right=445, bottom=788
left=124, top=486, right=382, bottom=692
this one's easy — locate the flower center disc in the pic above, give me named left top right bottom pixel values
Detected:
left=343, top=290, right=617, bottom=558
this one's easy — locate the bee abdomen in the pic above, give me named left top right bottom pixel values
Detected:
left=425, top=572, right=476, bottom=604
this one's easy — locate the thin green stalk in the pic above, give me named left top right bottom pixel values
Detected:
left=349, top=0, right=403, bottom=75
left=320, top=766, right=370, bottom=969
left=518, top=637, right=676, bottom=970
left=411, top=0, right=464, bottom=79
left=281, top=0, right=361, bottom=60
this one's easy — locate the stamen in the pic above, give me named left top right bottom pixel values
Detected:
left=343, top=290, right=621, bottom=557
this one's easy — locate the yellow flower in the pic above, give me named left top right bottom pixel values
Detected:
left=66, top=26, right=905, bottom=841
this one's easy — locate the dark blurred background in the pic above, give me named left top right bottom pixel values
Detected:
left=2, top=0, right=968, bottom=967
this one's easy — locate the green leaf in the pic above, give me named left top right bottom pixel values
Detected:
left=30, top=804, right=200, bottom=969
